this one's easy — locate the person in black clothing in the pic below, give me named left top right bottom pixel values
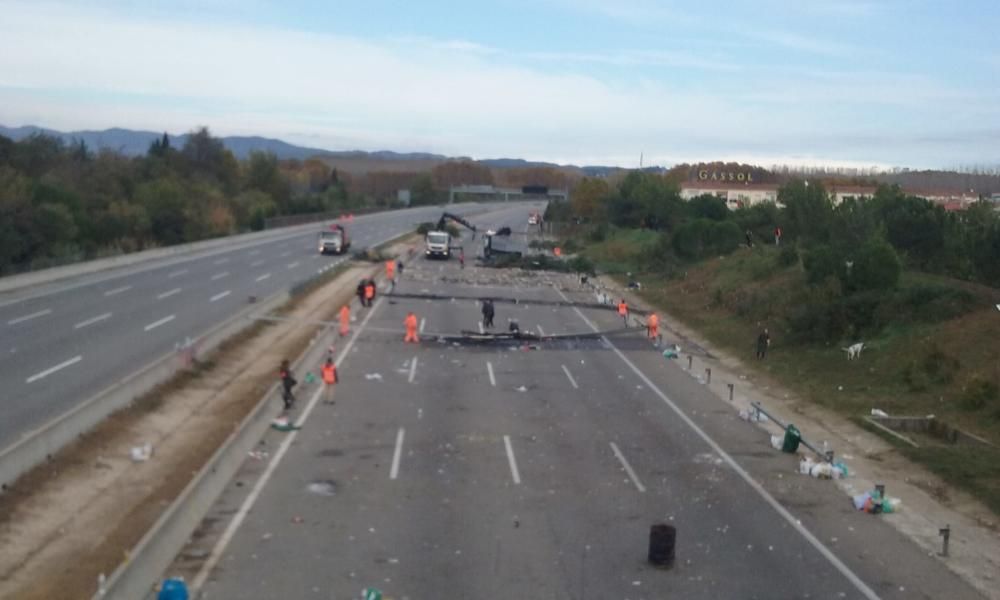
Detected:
left=481, top=299, right=495, bottom=328
left=279, top=358, right=297, bottom=409
left=756, top=328, right=770, bottom=360
left=356, top=279, right=366, bottom=306
left=745, top=229, right=754, bottom=248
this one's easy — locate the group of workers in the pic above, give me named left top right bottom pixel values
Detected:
left=280, top=251, right=667, bottom=413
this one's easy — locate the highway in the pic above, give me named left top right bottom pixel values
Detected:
left=172, top=205, right=983, bottom=600
left=0, top=203, right=539, bottom=455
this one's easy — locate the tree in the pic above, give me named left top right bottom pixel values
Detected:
left=687, top=194, right=729, bottom=221
left=571, top=177, right=609, bottom=221
left=847, top=237, right=901, bottom=293
left=181, top=127, right=239, bottom=191
left=431, top=161, right=494, bottom=188
left=779, top=179, right=832, bottom=244
left=409, top=174, right=437, bottom=206
left=245, top=151, right=290, bottom=208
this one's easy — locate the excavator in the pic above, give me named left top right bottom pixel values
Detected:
left=424, top=212, right=477, bottom=259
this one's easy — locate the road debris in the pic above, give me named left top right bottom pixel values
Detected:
left=129, top=443, right=153, bottom=463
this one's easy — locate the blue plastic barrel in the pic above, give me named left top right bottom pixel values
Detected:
left=158, top=578, right=189, bottom=600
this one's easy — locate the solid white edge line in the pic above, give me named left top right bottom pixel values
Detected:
left=143, top=314, right=175, bottom=331
left=503, top=435, right=521, bottom=485
left=26, top=355, right=82, bottom=383
left=191, top=297, right=385, bottom=592
left=7, top=308, right=52, bottom=325
left=255, top=273, right=271, bottom=282
left=287, top=262, right=299, bottom=269
left=487, top=361, right=496, bottom=386
left=561, top=364, right=579, bottom=389
left=537, top=324, right=545, bottom=336
left=157, top=288, right=181, bottom=300
left=210, top=291, right=231, bottom=302
left=408, top=355, right=418, bottom=383
left=390, top=427, right=405, bottom=480
left=610, top=442, right=646, bottom=493
left=73, top=312, right=112, bottom=329
left=555, top=288, right=881, bottom=600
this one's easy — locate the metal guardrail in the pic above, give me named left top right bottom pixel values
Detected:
left=751, top=401, right=834, bottom=463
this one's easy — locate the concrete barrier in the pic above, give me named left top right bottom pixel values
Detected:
left=0, top=203, right=489, bottom=296
left=0, top=223, right=322, bottom=295
left=0, top=288, right=289, bottom=491
left=94, top=263, right=397, bottom=599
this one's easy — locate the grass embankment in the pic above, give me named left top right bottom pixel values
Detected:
left=580, top=227, right=1000, bottom=515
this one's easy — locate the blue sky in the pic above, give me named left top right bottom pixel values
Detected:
left=1, top=0, right=998, bottom=168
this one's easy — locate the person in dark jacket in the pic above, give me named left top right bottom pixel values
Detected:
left=481, top=299, right=495, bottom=328
left=279, top=359, right=297, bottom=409
left=756, top=328, right=770, bottom=360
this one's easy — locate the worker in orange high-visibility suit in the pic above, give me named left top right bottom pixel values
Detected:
left=647, top=313, right=660, bottom=344
left=404, top=312, right=419, bottom=343
left=617, top=299, right=629, bottom=327
left=386, top=260, right=396, bottom=292
left=364, top=280, right=376, bottom=307
left=339, top=304, right=350, bottom=337
left=321, top=356, right=338, bottom=404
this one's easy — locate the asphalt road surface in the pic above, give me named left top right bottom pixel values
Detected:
left=173, top=208, right=983, bottom=600
left=0, top=202, right=541, bottom=454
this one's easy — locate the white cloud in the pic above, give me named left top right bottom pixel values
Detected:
left=0, top=0, right=996, bottom=168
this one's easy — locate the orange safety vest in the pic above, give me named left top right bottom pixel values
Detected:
left=364, top=284, right=375, bottom=299
left=339, top=305, right=350, bottom=322
left=648, top=314, right=659, bottom=329
left=405, top=314, right=418, bottom=330
left=321, top=363, right=337, bottom=384
left=386, top=260, right=395, bottom=278
left=618, top=302, right=628, bottom=316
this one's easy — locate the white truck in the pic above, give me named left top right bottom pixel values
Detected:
left=424, top=212, right=477, bottom=259
left=318, top=224, right=350, bottom=255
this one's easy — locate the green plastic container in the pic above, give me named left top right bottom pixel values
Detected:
left=782, top=425, right=801, bottom=453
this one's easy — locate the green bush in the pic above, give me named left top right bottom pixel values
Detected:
left=847, top=237, right=901, bottom=293
left=568, top=255, right=595, bottom=274
left=777, top=244, right=799, bottom=267
left=589, top=223, right=609, bottom=242
left=672, top=219, right=741, bottom=260
left=803, top=245, right=841, bottom=285
left=959, top=379, right=999, bottom=411
left=901, top=345, right=961, bottom=392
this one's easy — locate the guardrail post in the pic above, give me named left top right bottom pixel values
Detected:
left=705, top=368, right=711, bottom=384
left=939, top=525, right=950, bottom=556
left=727, top=383, right=734, bottom=401
left=687, top=355, right=693, bottom=370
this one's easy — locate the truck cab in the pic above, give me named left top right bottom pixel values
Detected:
left=424, top=230, right=451, bottom=258
left=318, top=225, right=350, bottom=255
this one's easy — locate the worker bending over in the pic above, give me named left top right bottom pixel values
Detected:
left=404, top=311, right=419, bottom=343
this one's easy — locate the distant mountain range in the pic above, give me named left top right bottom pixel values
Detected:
left=0, top=124, right=605, bottom=172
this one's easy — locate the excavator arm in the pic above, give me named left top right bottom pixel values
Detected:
left=435, top=212, right=477, bottom=238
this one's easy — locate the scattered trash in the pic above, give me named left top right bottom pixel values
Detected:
left=304, top=372, right=316, bottom=384
left=307, top=481, right=338, bottom=496
left=248, top=450, right=269, bottom=461
left=852, top=489, right=899, bottom=514
left=362, top=588, right=383, bottom=600
left=871, top=408, right=889, bottom=417
left=662, top=345, right=680, bottom=359
left=364, top=373, right=383, bottom=381
left=130, top=443, right=153, bottom=463
left=516, top=385, right=527, bottom=392
left=770, top=435, right=783, bottom=450
left=291, top=516, right=305, bottom=524
left=261, top=532, right=273, bottom=541
left=271, top=417, right=301, bottom=432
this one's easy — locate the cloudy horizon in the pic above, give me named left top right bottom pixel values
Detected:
left=1, top=0, right=998, bottom=170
